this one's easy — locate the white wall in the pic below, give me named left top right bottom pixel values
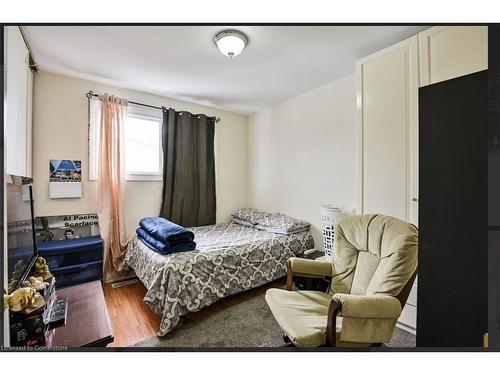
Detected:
left=248, top=74, right=357, bottom=247
left=32, top=71, right=249, bottom=236
left=33, top=70, right=356, bottom=248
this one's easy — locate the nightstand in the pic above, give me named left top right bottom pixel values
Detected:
left=302, top=249, right=326, bottom=260
left=294, top=250, right=332, bottom=292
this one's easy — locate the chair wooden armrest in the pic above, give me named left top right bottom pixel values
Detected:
left=285, top=258, right=341, bottom=347
left=326, top=298, right=342, bottom=347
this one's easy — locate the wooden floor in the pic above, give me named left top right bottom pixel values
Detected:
left=103, top=278, right=285, bottom=347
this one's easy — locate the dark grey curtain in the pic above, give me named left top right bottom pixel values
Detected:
left=159, top=108, right=216, bottom=227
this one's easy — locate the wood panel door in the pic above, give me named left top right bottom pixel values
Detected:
left=356, top=36, right=419, bottom=225
left=419, top=26, right=488, bottom=87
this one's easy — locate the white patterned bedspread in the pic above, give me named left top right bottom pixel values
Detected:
left=124, top=222, right=314, bottom=336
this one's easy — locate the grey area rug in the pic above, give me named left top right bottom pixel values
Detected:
left=132, top=293, right=415, bottom=348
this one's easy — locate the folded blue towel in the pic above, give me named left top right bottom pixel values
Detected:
left=139, top=217, right=194, bottom=245
left=136, top=228, right=196, bottom=255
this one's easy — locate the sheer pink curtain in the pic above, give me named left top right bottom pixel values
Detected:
left=97, top=94, right=128, bottom=281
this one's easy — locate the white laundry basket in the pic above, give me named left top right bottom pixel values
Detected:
left=320, top=205, right=343, bottom=260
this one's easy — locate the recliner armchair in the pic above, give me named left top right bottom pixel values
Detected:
left=265, top=214, right=418, bottom=347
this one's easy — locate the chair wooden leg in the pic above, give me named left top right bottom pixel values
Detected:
left=286, top=260, right=293, bottom=291
left=282, top=334, right=295, bottom=347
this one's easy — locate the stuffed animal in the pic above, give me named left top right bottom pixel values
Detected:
left=22, top=276, right=48, bottom=291
left=33, top=257, right=53, bottom=281
left=12, top=260, right=26, bottom=280
left=31, top=292, right=46, bottom=310
left=4, top=287, right=36, bottom=312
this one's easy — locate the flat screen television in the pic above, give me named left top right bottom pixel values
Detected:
left=6, top=175, right=37, bottom=294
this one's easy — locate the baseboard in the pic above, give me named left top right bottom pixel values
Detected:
left=111, top=277, right=139, bottom=288
left=396, top=322, right=416, bottom=335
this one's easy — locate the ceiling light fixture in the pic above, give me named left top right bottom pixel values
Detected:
left=214, top=30, right=248, bottom=58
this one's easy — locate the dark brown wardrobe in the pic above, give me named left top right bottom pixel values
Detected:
left=488, top=26, right=500, bottom=350
left=417, top=69, right=488, bottom=347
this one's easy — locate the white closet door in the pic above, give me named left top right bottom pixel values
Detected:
left=356, top=36, right=419, bottom=225
left=25, top=62, right=33, bottom=178
left=419, top=26, right=488, bottom=87
left=5, top=26, right=30, bottom=177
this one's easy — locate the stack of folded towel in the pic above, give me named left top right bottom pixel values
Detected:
left=136, top=217, right=196, bottom=255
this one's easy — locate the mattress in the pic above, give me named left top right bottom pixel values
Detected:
left=124, top=221, right=314, bottom=336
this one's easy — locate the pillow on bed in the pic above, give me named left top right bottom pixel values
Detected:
left=254, top=213, right=310, bottom=235
left=231, top=217, right=254, bottom=227
left=231, top=208, right=271, bottom=226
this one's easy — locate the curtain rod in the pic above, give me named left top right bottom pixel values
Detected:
left=85, top=90, right=221, bottom=123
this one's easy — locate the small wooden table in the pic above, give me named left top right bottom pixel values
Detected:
left=46, top=281, right=114, bottom=347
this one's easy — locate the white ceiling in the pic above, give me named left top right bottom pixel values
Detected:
left=24, top=25, right=428, bottom=114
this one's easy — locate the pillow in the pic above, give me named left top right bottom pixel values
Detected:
left=231, top=208, right=271, bottom=225
left=255, top=212, right=310, bottom=235
left=254, top=224, right=308, bottom=235
left=231, top=217, right=254, bottom=227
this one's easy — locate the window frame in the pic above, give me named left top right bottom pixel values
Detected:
left=88, top=100, right=164, bottom=182
left=124, top=109, right=163, bottom=182
left=88, top=99, right=101, bottom=181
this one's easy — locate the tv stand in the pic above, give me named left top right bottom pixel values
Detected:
left=45, top=281, right=113, bottom=347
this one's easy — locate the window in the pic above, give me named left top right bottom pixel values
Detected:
left=88, top=100, right=163, bottom=181
left=125, top=113, right=163, bottom=181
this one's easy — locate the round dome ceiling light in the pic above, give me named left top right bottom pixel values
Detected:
left=214, top=30, right=248, bottom=58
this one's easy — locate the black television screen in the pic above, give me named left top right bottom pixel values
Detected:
left=7, top=175, right=37, bottom=294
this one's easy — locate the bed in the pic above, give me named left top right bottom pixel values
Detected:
left=124, top=221, right=314, bottom=336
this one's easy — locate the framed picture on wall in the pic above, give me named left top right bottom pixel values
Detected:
left=49, top=159, right=82, bottom=198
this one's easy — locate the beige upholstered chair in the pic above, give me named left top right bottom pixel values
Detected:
left=266, top=214, right=418, bottom=347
